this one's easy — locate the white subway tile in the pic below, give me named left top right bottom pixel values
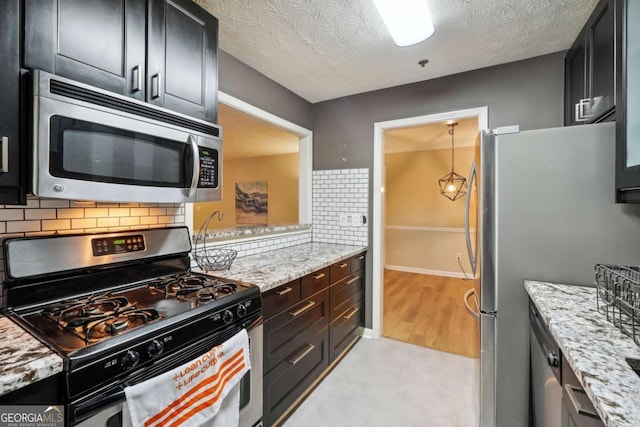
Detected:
left=57, top=208, right=85, bottom=219
left=97, top=217, right=120, bottom=227
left=72, top=218, right=97, bottom=229
left=109, top=208, right=130, bottom=217
left=41, top=219, right=70, bottom=231
left=84, top=208, right=109, bottom=218
left=40, top=199, right=70, bottom=208
left=0, top=210, right=24, bottom=221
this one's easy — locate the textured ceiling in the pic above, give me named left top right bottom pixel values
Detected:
left=385, top=117, right=479, bottom=154
left=219, top=103, right=299, bottom=160
left=196, top=0, right=599, bottom=102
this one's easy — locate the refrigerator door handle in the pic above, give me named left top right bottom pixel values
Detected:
left=464, top=288, right=480, bottom=319
left=465, top=159, right=477, bottom=276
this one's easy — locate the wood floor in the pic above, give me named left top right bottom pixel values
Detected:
left=383, top=269, right=480, bottom=358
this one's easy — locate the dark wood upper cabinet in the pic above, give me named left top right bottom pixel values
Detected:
left=565, top=0, right=616, bottom=125
left=22, top=0, right=218, bottom=122
left=147, top=0, right=219, bottom=122
left=615, top=0, right=640, bottom=201
left=0, top=0, right=27, bottom=204
left=23, top=0, right=147, bottom=101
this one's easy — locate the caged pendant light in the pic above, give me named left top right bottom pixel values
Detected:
left=438, top=121, right=467, bottom=201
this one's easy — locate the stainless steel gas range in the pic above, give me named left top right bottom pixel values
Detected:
left=2, top=227, right=263, bottom=427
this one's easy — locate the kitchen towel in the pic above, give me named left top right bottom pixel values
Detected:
left=124, top=329, right=250, bottom=427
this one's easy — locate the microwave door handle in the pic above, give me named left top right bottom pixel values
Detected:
left=187, top=135, right=200, bottom=198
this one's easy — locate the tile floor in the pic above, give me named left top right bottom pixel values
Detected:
left=282, top=337, right=479, bottom=427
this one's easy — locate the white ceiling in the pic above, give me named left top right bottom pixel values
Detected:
left=384, top=117, right=479, bottom=154
left=219, top=103, right=299, bottom=160
left=196, top=0, right=599, bottom=103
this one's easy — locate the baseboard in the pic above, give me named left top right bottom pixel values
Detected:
left=385, top=264, right=476, bottom=279
left=362, top=328, right=376, bottom=339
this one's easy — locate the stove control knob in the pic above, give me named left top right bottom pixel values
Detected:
left=121, top=350, right=140, bottom=370
left=147, top=339, right=164, bottom=358
left=236, top=303, right=248, bottom=318
left=222, top=309, right=234, bottom=324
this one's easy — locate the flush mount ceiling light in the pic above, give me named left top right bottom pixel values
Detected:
left=373, top=0, right=435, bottom=47
left=438, top=121, right=467, bottom=201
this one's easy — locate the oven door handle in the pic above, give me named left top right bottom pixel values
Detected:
left=187, top=134, right=200, bottom=198
left=74, top=388, right=126, bottom=422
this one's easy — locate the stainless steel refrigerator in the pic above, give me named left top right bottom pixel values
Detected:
left=462, top=121, right=640, bottom=427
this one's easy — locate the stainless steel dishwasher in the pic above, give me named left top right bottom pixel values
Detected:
left=529, top=299, right=562, bottom=427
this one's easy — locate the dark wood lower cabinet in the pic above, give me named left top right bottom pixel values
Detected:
left=263, top=289, right=329, bottom=373
left=329, top=298, right=362, bottom=363
left=263, top=329, right=329, bottom=427
left=262, top=252, right=366, bottom=426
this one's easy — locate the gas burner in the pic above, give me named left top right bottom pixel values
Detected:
left=180, top=282, right=238, bottom=304
left=148, top=272, right=237, bottom=303
left=42, top=293, right=161, bottom=343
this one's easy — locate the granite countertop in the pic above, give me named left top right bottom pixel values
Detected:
left=525, top=281, right=640, bottom=427
left=195, top=224, right=311, bottom=242
left=201, top=242, right=367, bottom=292
left=0, top=316, right=63, bottom=397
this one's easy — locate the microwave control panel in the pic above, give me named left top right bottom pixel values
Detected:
left=92, top=234, right=146, bottom=256
left=199, top=147, right=219, bottom=188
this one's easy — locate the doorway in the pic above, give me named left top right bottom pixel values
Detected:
left=371, top=107, right=489, bottom=343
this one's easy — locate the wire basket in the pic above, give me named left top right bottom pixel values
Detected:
left=193, top=210, right=237, bottom=271
left=595, top=264, right=640, bottom=345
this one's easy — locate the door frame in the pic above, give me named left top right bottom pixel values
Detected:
left=185, top=91, right=313, bottom=233
left=369, top=107, right=489, bottom=339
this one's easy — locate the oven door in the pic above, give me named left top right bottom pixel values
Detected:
left=33, top=71, right=221, bottom=203
left=73, top=322, right=262, bottom=427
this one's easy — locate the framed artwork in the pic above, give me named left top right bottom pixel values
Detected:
left=235, top=181, right=268, bottom=225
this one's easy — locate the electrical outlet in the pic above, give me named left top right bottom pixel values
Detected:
left=456, top=252, right=462, bottom=261
left=339, top=213, right=349, bottom=227
left=350, top=213, right=361, bottom=226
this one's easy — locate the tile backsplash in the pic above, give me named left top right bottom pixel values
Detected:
left=312, top=168, right=369, bottom=246
left=0, top=196, right=184, bottom=289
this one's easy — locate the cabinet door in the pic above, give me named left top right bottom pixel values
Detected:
left=23, top=0, right=146, bottom=100
left=616, top=0, right=640, bottom=201
left=147, top=0, right=218, bottom=122
left=587, top=0, right=615, bottom=121
left=0, top=0, right=26, bottom=204
left=565, top=31, right=588, bottom=126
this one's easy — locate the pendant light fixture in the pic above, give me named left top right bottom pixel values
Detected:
left=438, top=121, right=467, bottom=201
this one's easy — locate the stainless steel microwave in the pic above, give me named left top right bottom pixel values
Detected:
left=32, top=70, right=222, bottom=203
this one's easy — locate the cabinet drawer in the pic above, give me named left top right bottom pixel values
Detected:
left=351, top=253, right=366, bottom=274
left=301, top=267, right=329, bottom=299
left=263, top=289, right=329, bottom=373
left=262, top=279, right=301, bottom=320
left=561, top=357, right=604, bottom=426
left=264, top=329, right=329, bottom=427
left=330, top=260, right=350, bottom=284
left=329, top=274, right=362, bottom=322
left=329, top=299, right=362, bottom=363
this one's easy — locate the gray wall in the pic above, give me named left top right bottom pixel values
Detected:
left=313, top=51, right=565, bottom=170
left=218, top=50, right=313, bottom=130
left=313, top=52, right=566, bottom=328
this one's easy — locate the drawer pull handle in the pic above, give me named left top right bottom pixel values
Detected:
left=346, top=276, right=360, bottom=285
left=337, top=262, right=348, bottom=269
left=312, top=273, right=325, bottom=280
left=344, top=307, right=360, bottom=320
left=564, top=384, right=599, bottom=419
left=288, top=344, right=315, bottom=365
left=289, top=301, right=315, bottom=317
left=358, top=255, right=365, bottom=260
left=276, top=287, right=293, bottom=296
